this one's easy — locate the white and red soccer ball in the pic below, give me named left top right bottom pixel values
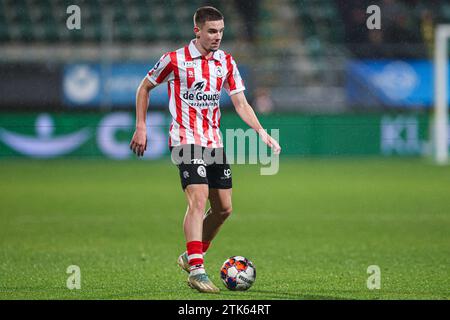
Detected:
left=220, top=256, right=256, bottom=291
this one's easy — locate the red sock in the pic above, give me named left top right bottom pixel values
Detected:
left=202, top=241, right=211, bottom=253
left=186, top=241, right=204, bottom=267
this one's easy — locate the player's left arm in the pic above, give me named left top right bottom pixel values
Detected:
left=230, top=91, right=281, bottom=155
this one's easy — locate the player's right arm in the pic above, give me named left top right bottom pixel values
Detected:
left=130, top=52, right=174, bottom=157
left=130, top=78, right=156, bottom=157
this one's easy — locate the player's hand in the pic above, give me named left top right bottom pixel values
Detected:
left=130, top=127, right=147, bottom=157
left=258, top=129, right=281, bottom=155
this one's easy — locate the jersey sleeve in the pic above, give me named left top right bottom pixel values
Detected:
left=146, top=52, right=174, bottom=85
left=224, top=55, right=246, bottom=96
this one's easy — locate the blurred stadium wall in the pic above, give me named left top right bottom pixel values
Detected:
left=0, top=0, right=449, bottom=159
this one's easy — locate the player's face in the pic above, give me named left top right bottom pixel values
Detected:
left=195, top=20, right=224, bottom=52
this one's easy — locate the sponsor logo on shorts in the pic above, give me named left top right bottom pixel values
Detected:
left=183, top=171, right=189, bottom=179
left=223, top=169, right=231, bottom=179
left=197, top=165, right=206, bottom=178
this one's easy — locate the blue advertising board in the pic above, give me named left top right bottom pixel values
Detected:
left=347, top=60, right=450, bottom=107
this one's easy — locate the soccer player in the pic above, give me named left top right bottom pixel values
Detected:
left=129, top=6, right=281, bottom=293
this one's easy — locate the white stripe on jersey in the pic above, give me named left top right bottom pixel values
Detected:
left=168, top=81, right=176, bottom=129
left=177, top=49, right=194, bottom=145
left=194, top=58, right=206, bottom=146
left=205, top=108, right=214, bottom=148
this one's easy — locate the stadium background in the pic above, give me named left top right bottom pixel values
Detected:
left=0, top=0, right=449, bottom=300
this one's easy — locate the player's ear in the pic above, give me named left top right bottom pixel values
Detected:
left=194, top=25, right=200, bottom=38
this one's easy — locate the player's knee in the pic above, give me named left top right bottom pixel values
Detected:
left=188, top=197, right=208, bottom=215
left=220, top=206, right=232, bottom=220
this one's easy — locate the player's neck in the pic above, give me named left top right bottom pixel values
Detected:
left=194, top=40, right=214, bottom=60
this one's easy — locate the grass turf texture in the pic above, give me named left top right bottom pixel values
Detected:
left=0, top=158, right=449, bottom=300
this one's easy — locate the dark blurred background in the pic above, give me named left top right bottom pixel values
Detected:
left=0, top=0, right=449, bottom=159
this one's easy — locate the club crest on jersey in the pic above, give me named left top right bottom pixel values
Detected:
left=216, top=66, right=223, bottom=77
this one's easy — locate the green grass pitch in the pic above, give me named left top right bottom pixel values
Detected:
left=0, top=158, right=449, bottom=300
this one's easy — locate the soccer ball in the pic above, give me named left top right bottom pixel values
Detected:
left=220, top=256, right=256, bottom=291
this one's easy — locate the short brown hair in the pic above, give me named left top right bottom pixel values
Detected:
left=193, top=6, right=224, bottom=27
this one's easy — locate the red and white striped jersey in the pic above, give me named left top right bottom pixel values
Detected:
left=146, top=39, right=245, bottom=148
